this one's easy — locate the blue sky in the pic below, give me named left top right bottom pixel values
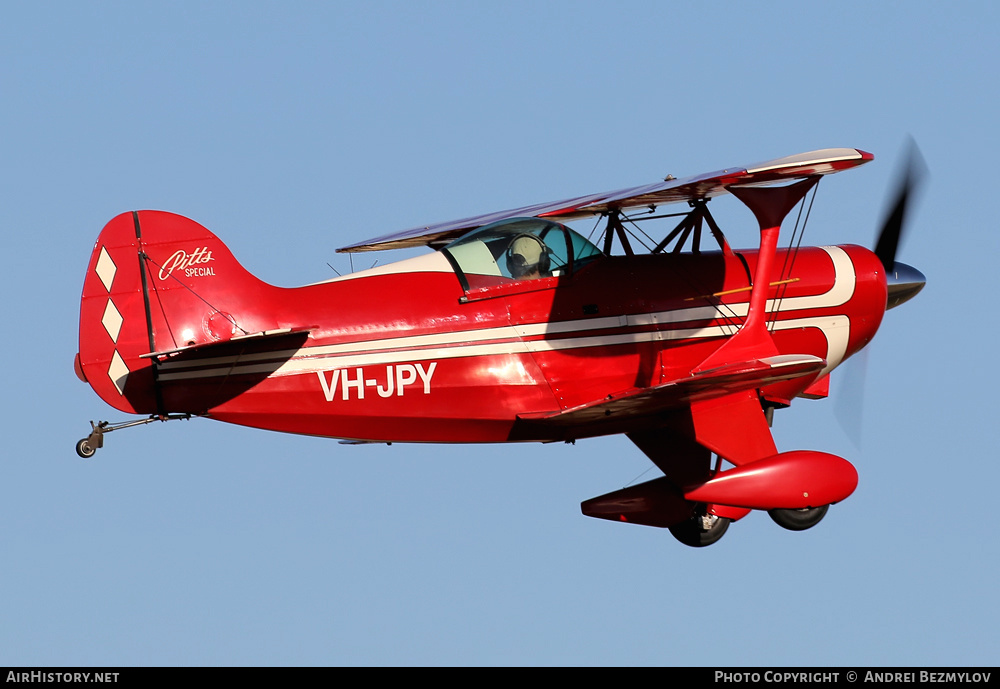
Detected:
left=1, top=1, right=997, bottom=666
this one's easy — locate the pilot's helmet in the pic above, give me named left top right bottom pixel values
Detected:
left=507, top=234, right=550, bottom=278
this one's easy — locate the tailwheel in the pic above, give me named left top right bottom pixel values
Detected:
left=669, top=511, right=730, bottom=548
left=768, top=504, right=829, bottom=531
left=75, top=438, right=97, bottom=459
left=75, top=420, right=107, bottom=459
left=73, top=414, right=193, bottom=458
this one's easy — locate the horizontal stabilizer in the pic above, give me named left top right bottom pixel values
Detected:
left=140, top=328, right=312, bottom=360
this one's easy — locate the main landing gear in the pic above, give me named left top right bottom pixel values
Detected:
left=669, top=511, right=731, bottom=548
left=75, top=414, right=192, bottom=458
left=668, top=504, right=831, bottom=547
left=768, top=505, right=829, bottom=531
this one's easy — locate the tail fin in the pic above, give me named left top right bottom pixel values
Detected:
left=77, top=210, right=280, bottom=414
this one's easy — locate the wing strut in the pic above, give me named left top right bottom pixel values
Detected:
left=601, top=211, right=635, bottom=256
left=694, top=177, right=819, bottom=372
left=651, top=200, right=734, bottom=256
left=685, top=177, right=820, bottom=470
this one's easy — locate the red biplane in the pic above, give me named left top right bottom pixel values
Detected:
left=75, top=147, right=924, bottom=546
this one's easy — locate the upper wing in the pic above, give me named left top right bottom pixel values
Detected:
left=338, top=148, right=872, bottom=253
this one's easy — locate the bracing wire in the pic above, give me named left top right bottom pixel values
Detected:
left=770, top=181, right=819, bottom=326
left=139, top=252, right=251, bottom=338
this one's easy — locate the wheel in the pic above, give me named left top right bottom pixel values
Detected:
left=669, top=513, right=730, bottom=548
left=76, top=438, right=96, bottom=459
left=768, top=504, right=829, bottom=531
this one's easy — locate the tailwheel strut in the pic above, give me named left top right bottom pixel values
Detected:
left=75, top=414, right=193, bottom=458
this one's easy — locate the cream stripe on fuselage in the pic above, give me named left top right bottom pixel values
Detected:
left=156, top=247, right=854, bottom=382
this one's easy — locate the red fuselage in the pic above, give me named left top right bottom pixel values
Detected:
left=77, top=211, right=887, bottom=444
left=149, top=244, right=886, bottom=442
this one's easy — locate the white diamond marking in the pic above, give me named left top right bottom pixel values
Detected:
left=95, top=247, right=117, bottom=292
left=108, top=350, right=129, bottom=395
left=102, top=299, right=123, bottom=343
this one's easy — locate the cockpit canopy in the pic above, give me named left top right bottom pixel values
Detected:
left=443, top=218, right=603, bottom=290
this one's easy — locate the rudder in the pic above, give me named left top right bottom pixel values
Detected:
left=77, top=211, right=276, bottom=414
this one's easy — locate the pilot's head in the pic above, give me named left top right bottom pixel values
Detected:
left=507, top=234, right=550, bottom=279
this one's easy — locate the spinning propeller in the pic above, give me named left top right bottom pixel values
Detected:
left=835, top=140, right=927, bottom=444
left=875, top=139, right=927, bottom=309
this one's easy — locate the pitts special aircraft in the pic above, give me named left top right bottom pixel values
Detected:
left=75, top=147, right=925, bottom=547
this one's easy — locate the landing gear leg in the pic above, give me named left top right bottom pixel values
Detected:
left=74, top=414, right=192, bottom=459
